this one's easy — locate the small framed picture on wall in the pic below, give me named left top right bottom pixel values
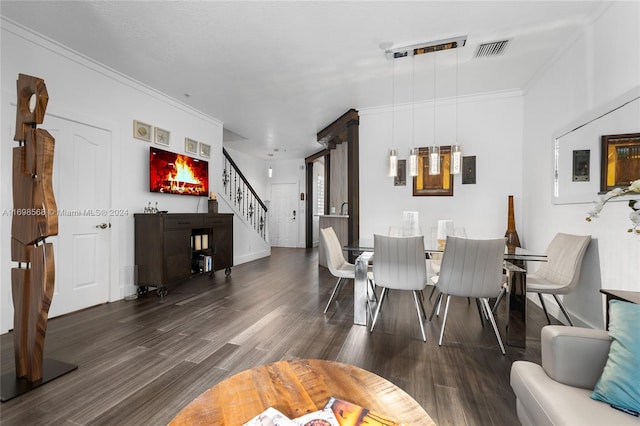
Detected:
left=154, top=127, right=170, bottom=146
left=133, top=120, right=152, bottom=142
left=200, top=142, right=211, bottom=158
left=185, top=138, right=198, bottom=154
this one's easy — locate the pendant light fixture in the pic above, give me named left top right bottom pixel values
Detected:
left=388, top=148, right=398, bottom=177
left=383, top=36, right=467, bottom=178
left=268, top=166, right=273, bottom=178
left=429, top=51, right=440, bottom=175
left=451, top=47, right=462, bottom=175
left=388, top=55, right=398, bottom=177
left=408, top=55, right=418, bottom=177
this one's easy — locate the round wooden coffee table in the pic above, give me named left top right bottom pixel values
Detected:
left=169, top=359, right=435, bottom=425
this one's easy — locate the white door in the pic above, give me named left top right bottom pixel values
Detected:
left=45, top=115, right=112, bottom=317
left=270, top=183, right=299, bottom=247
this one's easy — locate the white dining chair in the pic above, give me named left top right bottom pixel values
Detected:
left=320, top=227, right=374, bottom=314
left=526, top=233, right=591, bottom=326
left=370, top=234, right=429, bottom=342
left=429, top=236, right=508, bottom=354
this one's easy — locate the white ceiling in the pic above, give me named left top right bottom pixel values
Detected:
left=1, top=1, right=608, bottom=160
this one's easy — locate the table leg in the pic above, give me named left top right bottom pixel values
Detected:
left=354, top=252, right=373, bottom=326
left=506, top=269, right=527, bottom=347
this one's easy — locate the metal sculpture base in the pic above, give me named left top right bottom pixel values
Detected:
left=1, top=359, right=77, bottom=402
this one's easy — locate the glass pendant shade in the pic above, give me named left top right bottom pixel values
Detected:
left=388, top=149, right=398, bottom=177
left=268, top=167, right=273, bottom=178
left=408, top=148, right=418, bottom=177
left=428, top=145, right=440, bottom=175
left=451, top=144, right=462, bottom=175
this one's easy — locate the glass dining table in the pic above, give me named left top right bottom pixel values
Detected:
left=343, top=241, right=547, bottom=348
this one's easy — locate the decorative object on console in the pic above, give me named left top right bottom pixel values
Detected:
left=154, top=127, right=170, bottom=146
left=586, top=178, right=640, bottom=234
left=133, top=120, right=152, bottom=142
left=505, top=195, right=521, bottom=248
left=208, top=192, right=218, bottom=214
left=143, top=201, right=159, bottom=214
left=185, top=137, right=198, bottom=154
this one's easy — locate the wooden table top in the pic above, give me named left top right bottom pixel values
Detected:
left=168, top=358, right=435, bottom=426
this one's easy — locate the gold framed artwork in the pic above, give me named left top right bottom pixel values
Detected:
left=185, top=138, right=198, bottom=154
left=133, top=120, right=152, bottom=142
left=413, top=146, right=453, bottom=196
left=600, top=133, right=640, bottom=192
left=154, top=127, right=170, bottom=146
left=199, top=142, right=211, bottom=158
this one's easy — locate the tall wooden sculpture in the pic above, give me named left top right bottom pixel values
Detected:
left=1, top=74, right=75, bottom=402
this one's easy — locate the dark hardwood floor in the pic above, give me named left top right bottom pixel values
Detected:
left=1, top=247, right=549, bottom=425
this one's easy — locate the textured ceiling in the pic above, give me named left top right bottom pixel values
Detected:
left=1, top=1, right=608, bottom=159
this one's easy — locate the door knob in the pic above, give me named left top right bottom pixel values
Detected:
left=96, top=223, right=109, bottom=229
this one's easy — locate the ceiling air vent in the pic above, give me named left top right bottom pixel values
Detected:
left=475, top=40, right=510, bottom=58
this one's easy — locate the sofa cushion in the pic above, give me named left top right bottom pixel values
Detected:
left=591, top=300, right=640, bottom=415
left=511, top=361, right=640, bottom=425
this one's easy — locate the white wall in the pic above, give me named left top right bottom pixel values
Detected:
left=359, top=91, right=524, bottom=246
left=0, top=20, right=268, bottom=333
left=522, top=1, right=640, bottom=328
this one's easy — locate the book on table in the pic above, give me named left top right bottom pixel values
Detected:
left=242, top=397, right=404, bottom=426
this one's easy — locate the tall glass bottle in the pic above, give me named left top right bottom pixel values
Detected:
left=505, top=195, right=521, bottom=248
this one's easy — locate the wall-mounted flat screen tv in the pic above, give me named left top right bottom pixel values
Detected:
left=150, top=146, right=209, bottom=196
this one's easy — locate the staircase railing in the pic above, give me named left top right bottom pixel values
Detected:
left=222, top=148, right=268, bottom=240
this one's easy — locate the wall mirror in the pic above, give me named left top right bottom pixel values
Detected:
left=552, top=86, right=640, bottom=205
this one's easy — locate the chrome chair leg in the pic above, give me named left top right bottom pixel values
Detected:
left=482, top=298, right=506, bottom=355
left=492, top=287, right=506, bottom=314
left=475, top=298, right=487, bottom=326
left=416, top=291, right=427, bottom=320
left=438, top=295, right=452, bottom=346
left=429, top=292, right=443, bottom=321
left=538, top=293, right=552, bottom=324
left=428, top=286, right=438, bottom=300
left=324, top=277, right=344, bottom=314
left=413, top=291, right=427, bottom=342
left=553, top=294, right=575, bottom=326
left=370, top=287, right=388, bottom=333
left=368, top=279, right=378, bottom=303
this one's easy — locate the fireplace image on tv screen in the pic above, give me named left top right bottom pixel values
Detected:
left=150, top=147, right=209, bottom=196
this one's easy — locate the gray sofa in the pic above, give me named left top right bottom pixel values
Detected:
left=511, top=325, right=640, bottom=426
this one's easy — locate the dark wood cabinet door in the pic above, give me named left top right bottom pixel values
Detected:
left=212, top=217, right=233, bottom=271
left=163, top=228, right=191, bottom=282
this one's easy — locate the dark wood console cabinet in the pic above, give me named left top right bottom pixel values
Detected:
left=134, top=213, right=233, bottom=296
